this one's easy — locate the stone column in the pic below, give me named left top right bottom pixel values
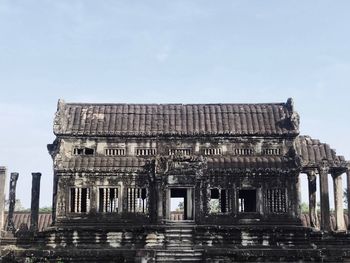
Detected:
left=347, top=168, right=350, bottom=230
left=156, top=180, right=163, bottom=223
left=318, top=165, right=331, bottom=231
left=307, top=170, right=318, bottom=228
left=296, top=173, right=302, bottom=219
left=0, top=167, right=6, bottom=234
left=30, top=172, right=41, bottom=232
left=186, top=188, right=193, bottom=220
left=332, top=172, right=346, bottom=231
left=7, top=172, right=19, bottom=233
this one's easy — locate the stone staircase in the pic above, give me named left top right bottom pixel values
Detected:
left=156, top=250, right=203, bottom=262
left=156, top=223, right=203, bottom=262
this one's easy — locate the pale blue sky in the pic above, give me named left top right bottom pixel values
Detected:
left=0, top=0, right=349, bottom=208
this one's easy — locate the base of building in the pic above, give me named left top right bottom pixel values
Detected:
left=1, top=225, right=350, bottom=262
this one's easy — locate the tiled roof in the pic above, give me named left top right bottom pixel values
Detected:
left=57, top=156, right=297, bottom=172
left=58, top=157, right=147, bottom=172
left=295, top=136, right=348, bottom=169
left=53, top=99, right=299, bottom=137
left=207, top=156, right=297, bottom=170
left=3, top=212, right=52, bottom=232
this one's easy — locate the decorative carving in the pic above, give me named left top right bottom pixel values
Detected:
left=289, top=112, right=300, bottom=131
left=319, top=159, right=330, bottom=174
left=286, top=98, right=294, bottom=112
left=53, top=99, right=66, bottom=134
left=165, top=155, right=206, bottom=175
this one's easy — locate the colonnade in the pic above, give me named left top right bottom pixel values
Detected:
left=0, top=169, right=42, bottom=236
left=305, top=164, right=349, bottom=231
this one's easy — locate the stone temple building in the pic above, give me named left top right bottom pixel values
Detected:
left=1, top=98, right=350, bottom=262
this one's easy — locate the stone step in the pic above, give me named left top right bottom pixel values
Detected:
left=157, top=251, right=202, bottom=256
left=156, top=257, right=202, bottom=262
left=165, top=229, right=193, bottom=233
left=166, top=240, right=193, bottom=246
left=165, top=246, right=193, bottom=250
left=156, top=250, right=203, bottom=262
left=165, top=233, right=193, bottom=238
left=166, top=241, right=192, bottom=246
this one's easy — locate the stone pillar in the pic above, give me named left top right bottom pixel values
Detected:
left=156, top=180, right=163, bottom=223
left=0, top=167, right=6, bottom=234
left=295, top=173, right=301, bottom=219
left=318, top=165, right=331, bottom=231
left=186, top=188, right=193, bottom=220
left=7, top=172, right=19, bottom=233
left=347, top=168, right=350, bottom=230
left=307, top=170, right=318, bottom=228
left=332, top=172, right=346, bottom=231
left=30, top=172, right=41, bottom=232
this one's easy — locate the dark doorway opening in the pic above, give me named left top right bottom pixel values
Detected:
left=170, top=188, right=193, bottom=220
left=238, top=189, right=256, bottom=213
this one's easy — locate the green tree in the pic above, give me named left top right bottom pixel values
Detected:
left=209, top=199, right=220, bottom=213
left=345, top=188, right=348, bottom=205
left=300, top=202, right=309, bottom=213
left=5, top=199, right=29, bottom=211
left=39, top=206, right=52, bottom=212
left=176, top=201, right=184, bottom=211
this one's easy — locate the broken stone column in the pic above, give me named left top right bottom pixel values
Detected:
left=7, top=172, right=19, bottom=233
left=347, top=168, right=350, bottom=230
left=307, top=170, right=318, bottom=228
left=318, top=165, right=331, bottom=231
left=0, top=167, right=6, bottom=235
left=332, top=172, right=346, bottom=231
left=30, top=172, right=41, bottom=232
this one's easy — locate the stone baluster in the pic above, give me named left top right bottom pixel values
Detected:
left=7, top=172, right=19, bottom=233
left=332, top=172, right=346, bottom=231
left=318, top=163, right=331, bottom=231
left=0, top=167, right=6, bottom=235
left=30, top=172, right=42, bottom=232
left=307, top=169, right=318, bottom=228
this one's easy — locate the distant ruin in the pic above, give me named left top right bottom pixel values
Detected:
left=1, top=98, right=350, bottom=262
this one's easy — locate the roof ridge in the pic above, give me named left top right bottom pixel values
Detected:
left=63, top=102, right=287, bottom=106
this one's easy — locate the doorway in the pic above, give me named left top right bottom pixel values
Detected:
left=238, top=189, right=256, bottom=213
left=169, top=188, right=193, bottom=221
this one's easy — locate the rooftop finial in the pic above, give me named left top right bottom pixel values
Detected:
left=57, top=99, right=66, bottom=111
left=286, top=98, right=294, bottom=112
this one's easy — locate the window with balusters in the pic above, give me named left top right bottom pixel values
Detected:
left=98, top=188, right=119, bottom=213
left=209, top=188, right=229, bottom=214
left=261, top=148, right=282, bottom=155
left=105, top=148, right=125, bottom=156
left=265, top=188, right=287, bottom=213
left=126, top=187, right=148, bottom=213
left=70, top=187, right=90, bottom=213
left=136, top=148, right=156, bottom=156
left=233, top=148, right=254, bottom=155
left=203, top=148, right=222, bottom=156
left=168, top=148, right=191, bottom=156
